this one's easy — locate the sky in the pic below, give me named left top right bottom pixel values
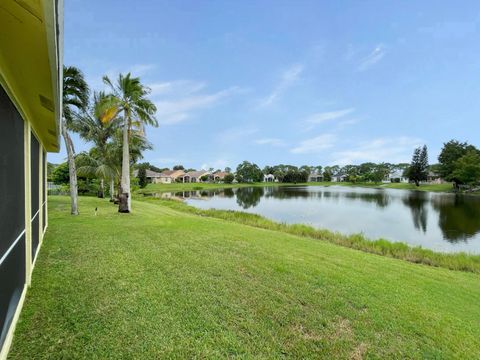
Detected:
left=51, top=0, right=480, bottom=170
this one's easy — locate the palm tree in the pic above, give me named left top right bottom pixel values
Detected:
left=74, top=92, right=120, bottom=198
left=103, top=73, right=157, bottom=212
left=76, top=149, right=119, bottom=200
left=62, top=66, right=89, bottom=215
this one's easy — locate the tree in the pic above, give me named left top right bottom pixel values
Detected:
left=406, top=145, right=429, bottom=186
left=138, top=167, right=147, bottom=188
left=224, top=167, right=232, bottom=173
left=371, top=163, right=389, bottom=183
left=323, top=168, right=332, bottom=182
left=224, top=173, right=235, bottom=184
left=173, top=165, right=184, bottom=170
left=62, top=66, right=89, bottom=214
left=236, top=161, right=263, bottom=183
left=76, top=149, right=119, bottom=200
left=51, top=162, right=70, bottom=185
left=438, top=140, right=479, bottom=187
left=451, top=150, right=480, bottom=186
left=103, top=73, right=158, bottom=213
left=74, top=91, right=120, bottom=198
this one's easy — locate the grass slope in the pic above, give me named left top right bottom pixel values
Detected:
left=142, top=198, right=480, bottom=273
left=139, top=181, right=454, bottom=195
left=9, top=196, right=480, bottom=359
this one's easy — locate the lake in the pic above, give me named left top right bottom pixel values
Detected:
left=154, top=186, right=480, bottom=254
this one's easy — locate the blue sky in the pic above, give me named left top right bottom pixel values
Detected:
left=51, top=0, right=480, bottom=170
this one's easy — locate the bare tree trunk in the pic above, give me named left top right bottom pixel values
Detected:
left=61, top=119, right=79, bottom=215
left=109, top=179, right=115, bottom=202
left=98, top=178, right=104, bottom=198
left=119, top=115, right=131, bottom=213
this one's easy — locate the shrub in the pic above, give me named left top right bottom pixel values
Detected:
left=224, top=173, right=235, bottom=184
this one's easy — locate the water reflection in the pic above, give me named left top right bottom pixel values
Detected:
left=236, top=187, right=264, bottom=209
left=432, top=195, right=480, bottom=243
left=150, top=186, right=480, bottom=252
left=402, top=192, right=428, bottom=233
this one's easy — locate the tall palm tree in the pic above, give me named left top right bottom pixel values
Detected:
left=62, top=66, right=89, bottom=215
left=103, top=73, right=157, bottom=212
left=74, top=92, right=120, bottom=197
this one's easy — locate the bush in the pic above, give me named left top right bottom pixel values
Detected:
left=224, top=173, right=235, bottom=184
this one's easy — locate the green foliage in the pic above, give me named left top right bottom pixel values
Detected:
left=236, top=161, right=264, bottom=183
left=406, top=145, right=429, bottom=186
left=200, top=174, right=209, bottom=182
left=173, top=165, right=184, bottom=170
left=223, top=173, right=235, bottom=184
left=452, top=150, right=480, bottom=186
left=51, top=162, right=70, bottom=185
left=438, top=140, right=479, bottom=185
left=138, top=167, right=147, bottom=188
left=323, top=169, right=332, bottom=182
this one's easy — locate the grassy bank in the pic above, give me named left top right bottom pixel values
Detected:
left=9, top=196, right=480, bottom=358
left=138, top=181, right=454, bottom=195
left=143, top=197, right=480, bottom=274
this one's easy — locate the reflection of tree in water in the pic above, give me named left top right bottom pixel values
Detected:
left=222, top=188, right=235, bottom=198
left=431, top=195, right=480, bottom=243
left=265, top=186, right=316, bottom=200
left=402, top=192, right=428, bottom=233
left=235, top=187, right=264, bottom=209
left=322, top=191, right=390, bottom=208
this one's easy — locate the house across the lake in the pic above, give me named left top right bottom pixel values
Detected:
left=209, top=171, right=229, bottom=182
left=385, top=170, right=409, bottom=183
left=179, top=170, right=210, bottom=183
left=264, top=174, right=276, bottom=182
left=157, top=170, right=185, bottom=184
left=133, top=169, right=162, bottom=183
left=427, top=171, right=444, bottom=184
left=0, top=1, right=62, bottom=357
left=308, top=173, right=323, bottom=182
left=331, top=173, right=347, bottom=182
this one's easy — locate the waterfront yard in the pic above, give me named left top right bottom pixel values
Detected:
left=8, top=196, right=480, bottom=359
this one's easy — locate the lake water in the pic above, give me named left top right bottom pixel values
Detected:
left=154, top=186, right=480, bottom=254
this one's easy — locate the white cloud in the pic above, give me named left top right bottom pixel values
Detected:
left=255, top=138, right=286, bottom=147
left=291, top=134, right=337, bottom=154
left=154, top=85, right=241, bottom=125
left=332, top=136, right=423, bottom=165
left=129, top=64, right=156, bottom=76
left=149, top=80, right=207, bottom=97
left=358, top=45, right=386, bottom=71
left=259, top=63, right=304, bottom=107
left=306, top=108, right=355, bottom=125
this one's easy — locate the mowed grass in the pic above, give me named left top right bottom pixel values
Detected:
left=139, top=181, right=455, bottom=195
left=9, top=196, right=480, bottom=359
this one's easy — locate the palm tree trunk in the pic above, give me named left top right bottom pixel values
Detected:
left=109, top=179, right=115, bottom=202
left=119, top=116, right=131, bottom=212
left=98, top=178, right=104, bottom=198
left=61, top=119, right=79, bottom=215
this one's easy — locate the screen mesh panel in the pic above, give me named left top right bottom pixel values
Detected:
left=31, top=133, right=40, bottom=260
left=0, top=86, right=26, bottom=350
left=0, top=86, right=25, bottom=258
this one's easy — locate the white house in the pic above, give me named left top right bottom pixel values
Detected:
left=385, top=170, right=408, bottom=183
left=263, top=174, right=276, bottom=182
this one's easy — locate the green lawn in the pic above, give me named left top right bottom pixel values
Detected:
left=9, top=196, right=480, bottom=359
left=138, top=181, right=455, bottom=195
